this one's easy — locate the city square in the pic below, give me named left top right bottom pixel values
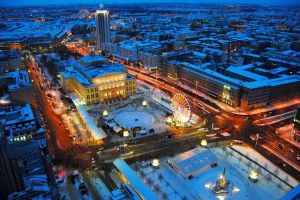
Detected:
left=0, top=1, right=300, bottom=200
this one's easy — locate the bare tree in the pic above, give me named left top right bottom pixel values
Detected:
left=267, top=173, right=272, bottom=184
left=162, top=193, right=168, bottom=200
left=147, top=177, right=153, bottom=187
left=273, top=168, right=279, bottom=175
left=140, top=170, right=145, bottom=180
left=182, top=196, right=188, bottom=200
left=134, top=162, right=139, bottom=173
left=284, top=176, right=289, bottom=184
left=238, top=156, right=242, bottom=164
left=154, top=184, right=160, bottom=194
left=158, top=173, right=164, bottom=183
left=165, top=181, right=170, bottom=190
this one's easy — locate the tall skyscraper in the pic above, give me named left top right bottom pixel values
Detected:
left=95, top=5, right=111, bottom=51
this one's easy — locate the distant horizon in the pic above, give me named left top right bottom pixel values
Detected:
left=1, top=0, right=300, bottom=7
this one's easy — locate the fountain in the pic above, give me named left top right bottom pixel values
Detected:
left=212, top=168, right=232, bottom=194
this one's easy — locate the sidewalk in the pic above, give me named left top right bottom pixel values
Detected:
left=176, top=80, right=300, bottom=116
left=277, top=124, right=300, bottom=149
left=261, top=144, right=300, bottom=172
left=82, top=171, right=111, bottom=200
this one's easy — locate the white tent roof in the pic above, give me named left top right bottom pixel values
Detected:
left=113, top=159, right=158, bottom=200
left=168, top=147, right=217, bottom=177
left=70, top=93, right=106, bottom=140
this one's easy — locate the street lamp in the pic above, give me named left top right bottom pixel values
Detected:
left=142, top=100, right=147, bottom=107
left=123, top=130, right=129, bottom=148
left=103, top=110, right=109, bottom=117
left=249, top=170, right=258, bottom=182
left=151, top=159, right=160, bottom=169
left=201, top=139, right=208, bottom=147
left=166, top=116, right=172, bottom=124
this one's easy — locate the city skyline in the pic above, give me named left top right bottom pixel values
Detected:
left=0, top=2, right=299, bottom=200
left=1, top=0, right=300, bottom=6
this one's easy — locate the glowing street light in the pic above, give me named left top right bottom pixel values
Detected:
left=249, top=170, right=258, bottom=182
left=103, top=110, right=109, bottom=117
left=151, top=159, right=160, bottom=168
left=123, top=130, right=129, bottom=148
left=123, top=130, right=129, bottom=137
left=142, top=100, right=147, bottom=106
left=166, top=116, right=172, bottom=123
left=201, top=139, right=208, bottom=147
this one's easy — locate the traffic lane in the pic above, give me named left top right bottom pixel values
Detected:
left=255, top=144, right=300, bottom=181
left=27, top=58, right=73, bottom=151
left=264, top=138, right=300, bottom=164
left=99, top=132, right=217, bottom=162
left=128, top=69, right=220, bottom=115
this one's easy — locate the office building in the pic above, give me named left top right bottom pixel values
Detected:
left=0, top=103, right=46, bottom=148
left=60, top=55, right=136, bottom=104
left=95, top=7, right=111, bottom=50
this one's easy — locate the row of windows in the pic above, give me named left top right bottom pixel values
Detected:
left=87, top=90, right=127, bottom=100
left=86, top=81, right=135, bottom=93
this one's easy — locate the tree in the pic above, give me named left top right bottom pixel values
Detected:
left=165, top=181, right=170, bottom=190
left=162, top=193, right=168, bottom=200
left=158, top=174, right=164, bottom=183
left=267, top=173, right=272, bottom=183
left=238, top=156, right=242, bottom=164
left=284, top=176, right=289, bottom=184
left=154, top=184, right=160, bottom=194
left=140, top=171, right=145, bottom=180
left=147, top=177, right=153, bottom=187
left=264, top=163, right=268, bottom=170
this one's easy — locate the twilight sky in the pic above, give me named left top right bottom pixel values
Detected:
left=0, top=0, right=299, bottom=6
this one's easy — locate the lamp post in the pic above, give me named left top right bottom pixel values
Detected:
left=166, top=116, right=172, bottom=124
left=102, top=109, right=108, bottom=117
left=201, top=139, right=208, bottom=147
left=123, top=130, right=129, bottom=149
left=142, top=100, right=147, bottom=107
left=255, top=133, right=259, bottom=150
left=249, top=170, right=258, bottom=182
left=151, top=159, right=160, bottom=169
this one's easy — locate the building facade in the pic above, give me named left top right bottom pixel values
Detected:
left=95, top=9, right=111, bottom=50
left=0, top=103, right=46, bottom=148
left=60, top=56, right=136, bottom=104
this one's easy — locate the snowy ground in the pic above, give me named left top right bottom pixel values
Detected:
left=138, top=80, right=172, bottom=111
left=127, top=145, right=296, bottom=200
left=45, top=90, right=66, bottom=115
left=83, top=171, right=111, bottom=200
left=86, top=94, right=171, bottom=137
left=276, top=124, right=300, bottom=148
left=115, top=111, right=155, bottom=128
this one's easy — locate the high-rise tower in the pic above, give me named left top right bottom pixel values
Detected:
left=95, top=4, right=111, bottom=51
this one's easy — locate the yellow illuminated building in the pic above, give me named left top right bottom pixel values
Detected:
left=60, top=55, right=136, bottom=104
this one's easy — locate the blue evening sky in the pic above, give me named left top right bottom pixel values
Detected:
left=0, top=0, right=299, bottom=6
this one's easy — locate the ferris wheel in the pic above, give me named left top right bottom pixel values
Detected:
left=171, top=93, right=191, bottom=124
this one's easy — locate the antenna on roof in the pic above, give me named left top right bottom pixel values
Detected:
left=99, top=4, right=104, bottom=10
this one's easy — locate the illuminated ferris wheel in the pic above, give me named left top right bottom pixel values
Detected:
left=171, top=93, right=191, bottom=124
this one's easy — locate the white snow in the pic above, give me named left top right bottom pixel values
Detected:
left=130, top=145, right=296, bottom=200
left=115, top=111, right=155, bottom=128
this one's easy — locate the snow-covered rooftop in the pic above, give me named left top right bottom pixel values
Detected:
left=168, top=147, right=217, bottom=178
left=113, top=159, right=158, bottom=200
left=70, top=93, right=106, bottom=140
